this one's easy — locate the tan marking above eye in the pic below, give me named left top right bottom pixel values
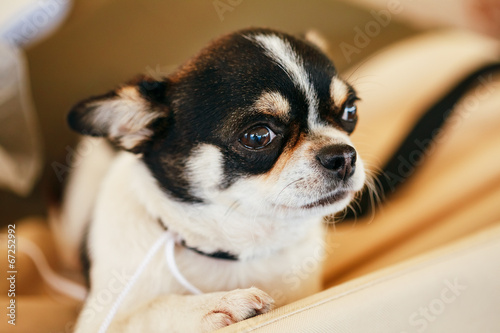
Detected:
left=330, top=77, right=349, bottom=108
left=254, top=91, right=290, bottom=122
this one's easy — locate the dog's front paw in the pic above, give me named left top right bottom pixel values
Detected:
left=202, top=287, right=274, bottom=332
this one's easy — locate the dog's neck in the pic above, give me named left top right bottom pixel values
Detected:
left=156, top=218, right=239, bottom=261
left=127, top=153, right=322, bottom=261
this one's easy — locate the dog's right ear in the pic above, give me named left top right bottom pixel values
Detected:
left=304, top=30, right=329, bottom=54
left=67, top=76, right=170, bottom=153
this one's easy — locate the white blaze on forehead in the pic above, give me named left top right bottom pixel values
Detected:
left=330, top=77, right=349, bottom=108
left=255, top=91, right=290, bottom=121
left=249, top=34, right=321, bottom=129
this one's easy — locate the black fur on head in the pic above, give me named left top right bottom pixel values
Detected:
left=67, top=28, right=359, bottom=204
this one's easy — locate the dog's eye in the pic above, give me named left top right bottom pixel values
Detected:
left=240, top=126, right=276, bottom=149
left=342, top=100, right=357, bottom=122
left=340, top=97, right=358, bottom=133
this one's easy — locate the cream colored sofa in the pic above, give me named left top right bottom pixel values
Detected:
left=218, top=224, right=500, bottom=332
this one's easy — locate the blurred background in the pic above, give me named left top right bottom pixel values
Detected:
left=0, top=0, right=499, bottom=226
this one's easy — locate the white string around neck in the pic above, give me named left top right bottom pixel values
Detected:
left=97, top=231, right=202, bottom=333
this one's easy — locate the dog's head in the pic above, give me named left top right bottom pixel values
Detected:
left=68, top=28, right=365, bottom=224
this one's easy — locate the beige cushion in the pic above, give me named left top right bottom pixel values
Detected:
left=216, top=223, right=500, bottom=332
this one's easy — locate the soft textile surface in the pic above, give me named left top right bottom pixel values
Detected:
left=216, top=223, right=500, bottom=332
left=0, top=218, right=82, bottom=332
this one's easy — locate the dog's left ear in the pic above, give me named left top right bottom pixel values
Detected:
left=67, top=76, right=170, bottom=153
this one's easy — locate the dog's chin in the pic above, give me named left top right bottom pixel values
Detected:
left=272, top=190, right=355, bottom=219
left=300, top=190, right=349, bottom=209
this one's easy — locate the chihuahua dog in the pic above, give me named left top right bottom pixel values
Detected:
left=56, top=28, right=365, bottom=332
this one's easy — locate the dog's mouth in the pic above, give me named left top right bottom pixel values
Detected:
left=271, top=188, right=355, bottom=214
left=300, top=190, right=349, bottom=209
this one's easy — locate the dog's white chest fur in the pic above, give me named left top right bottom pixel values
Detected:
left=86, top=151, right=324, bottom=316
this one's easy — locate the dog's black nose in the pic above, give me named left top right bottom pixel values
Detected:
left=316, top=144, right=357, bottom=180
